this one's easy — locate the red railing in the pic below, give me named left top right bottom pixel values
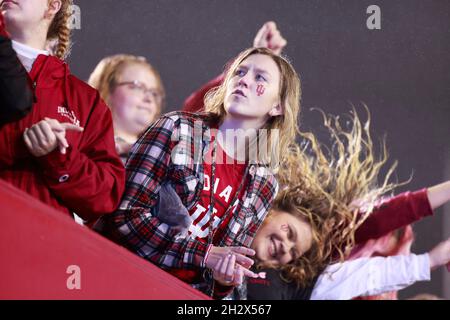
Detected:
left=0, top=179, right=209, bottom=300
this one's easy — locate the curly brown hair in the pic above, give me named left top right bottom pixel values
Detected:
left=264, top=106, right=401, bottom=287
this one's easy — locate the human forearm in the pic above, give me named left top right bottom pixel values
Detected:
left=355, top=189, right=433, bottom=243
left=427, top=180, right=450, bottom=210
left=311, top=254, right=430, bottom=300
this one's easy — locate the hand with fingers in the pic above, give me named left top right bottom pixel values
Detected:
left=205, top=246, right=265, bottom=287
left=23, top=117, right=84, bottom=157
left=213, top=253, right=246, bottom=286
left=428, top=237, right=450, bottom=272
left=253, top=21, right=287, bottom=55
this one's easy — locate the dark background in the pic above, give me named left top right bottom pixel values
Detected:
left=69, top=0, right=450, bottom=299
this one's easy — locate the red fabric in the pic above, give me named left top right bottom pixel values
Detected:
left=184, top=76, right=434, bottom=246
left=0, top=179, right=209, bottom=300
left=183, top=75, right=224, bottom=112
left=0, top=11, right=9, bottom=38
left=169, top=136, right=248, bottom=297
left=0, top=54, right=125, bottom=222
left=355, top=189, right=433, bottom=244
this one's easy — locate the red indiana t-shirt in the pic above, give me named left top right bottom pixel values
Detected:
left=169, top=137, right=248, bottom=284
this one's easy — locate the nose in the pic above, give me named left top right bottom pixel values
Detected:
left=142, top=91, right=155, bottom=104
left=238, top=76, right=249, bottom=88
left=279, top=240, right=294, bottom=256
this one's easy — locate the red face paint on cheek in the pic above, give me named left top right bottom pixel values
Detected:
left=281, top=224, right=289, bottom=232
left=256, top=84, right=266, bottom=96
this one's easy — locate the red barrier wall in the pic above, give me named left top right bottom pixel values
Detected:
left=0, top=179, right=209, bottom=300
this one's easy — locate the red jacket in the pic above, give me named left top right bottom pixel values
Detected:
left=0, top=12, right=8, bottom=38
left=0, top=54, right=125, bottom=221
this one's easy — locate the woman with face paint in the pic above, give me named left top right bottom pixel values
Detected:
left=183, top=21, right=286, bottom=113
left=0, top=10, right=33, bottom=125
left=88, top=54, right=165, bottom=163
left=101, top=46, right=301, bottom=298
left=241, top=110, right=450, bottom=300
left=0, top=0, right=125, bottom=221
left=180, top=21, right=450, bottom=300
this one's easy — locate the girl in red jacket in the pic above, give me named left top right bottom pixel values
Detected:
left=0, top=0, right=125, bottom=222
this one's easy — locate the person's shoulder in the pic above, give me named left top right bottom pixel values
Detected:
left=253, top=165, right=278, bottom=194
left=44, top=56, right=97, bottom=98
left=68, top=73, right=98, bottom=96
left=161, top=111, right=216, bottom=130
left=163, top=111, right=211, bottom=121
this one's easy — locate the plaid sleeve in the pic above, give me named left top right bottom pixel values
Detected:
left=110, top=115, right=208, bottom=269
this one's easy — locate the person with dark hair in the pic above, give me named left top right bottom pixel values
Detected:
left=0, top=0, right=125, bottom=222
left=0, top=10, right=33, bottom=125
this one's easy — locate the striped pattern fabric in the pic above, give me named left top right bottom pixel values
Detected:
left=105, top=111, right=278, bottom=272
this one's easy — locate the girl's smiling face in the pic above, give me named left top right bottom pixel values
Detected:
left=252, top=209, right=313, bottom=266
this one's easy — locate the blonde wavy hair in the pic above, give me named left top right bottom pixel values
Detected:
left=265, top=106, right=401, bottom=287
left=88, top=54, right=165, bottom=118
left=204, top=47, right=301, bottom=170
left=46, top=0, right=73, bottom=60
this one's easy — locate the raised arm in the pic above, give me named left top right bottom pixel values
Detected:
left=427, top=180, right=450, bottom=210
left=355, top=180, right=450, bottom=244
left=311, top=237, right=450, bottom=300
left=182, top=21, right=287, bottom=113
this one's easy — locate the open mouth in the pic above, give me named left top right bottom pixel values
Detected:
left=1, top=0, right=18, bottom=6
left=232, top=89, right=247, bottom=98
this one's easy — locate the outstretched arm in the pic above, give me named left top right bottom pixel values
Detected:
left=355, top=180, right=450, bottom=243
left=427, top=180, right=450, bottom=210
left=311, top=237, right=450, bottom=300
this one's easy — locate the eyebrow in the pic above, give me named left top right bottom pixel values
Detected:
left=237, top=64, right=272, bottom=79
left=254, top=67, right=271, bottom=78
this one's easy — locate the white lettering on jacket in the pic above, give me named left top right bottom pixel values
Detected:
left=57, top=106, right=80, bottom=126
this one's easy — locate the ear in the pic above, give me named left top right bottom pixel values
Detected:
left=268, top=103, right=283, bottom=117
left=45, top=0, right=63, bottom=19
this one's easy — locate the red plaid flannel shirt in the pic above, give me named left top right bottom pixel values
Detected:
left=105, top=111, right=278, bottom=272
